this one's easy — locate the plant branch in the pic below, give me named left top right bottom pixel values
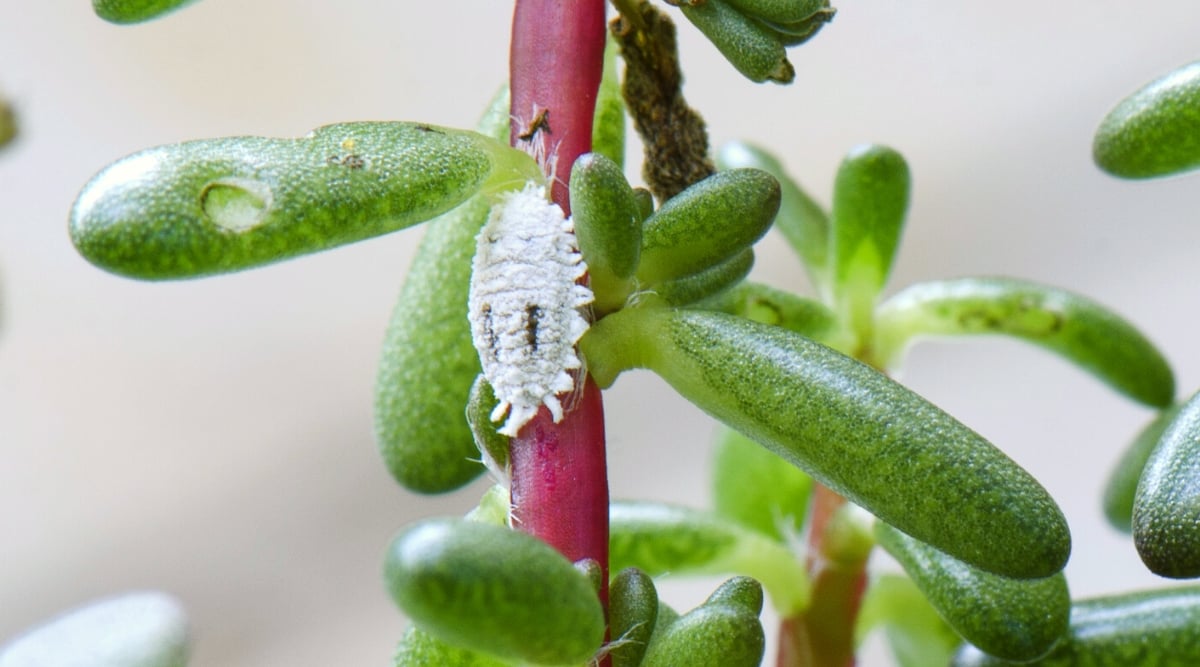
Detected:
left=507, top=0, right=612, bottom=626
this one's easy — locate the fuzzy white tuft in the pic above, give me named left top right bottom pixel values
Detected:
left=468, top=184, right=593, bottom=437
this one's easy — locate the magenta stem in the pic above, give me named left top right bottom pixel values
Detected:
left=507, top=0, right=611, bottom=624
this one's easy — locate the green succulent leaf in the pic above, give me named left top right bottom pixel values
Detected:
left=608, top=568, right=659, bottom=667
left=609, top=500, right=810, bottom=614
left=678, top=0, right=794, bottom=84
left=694, top=281, right=847, bottom=350
left=570, top=152, right=642, bottom=312
left=829, top=144, right=910, bottom=333
left=1103, top=404, right=1182, bottom=534
left=0, top=592, right=189, bottom=667
left=653, top=249, right=754, bottom=307
left=92, top=0, right=197, bottom=24
left=592, top=37, right=626, bottom=170
left=384, top=519, right=605, bottom=666
left=756, top=9, right=837, bottom=47
left=637, top=169, right=780, bottom=286
left=951, top=586, right=1200, bottom=666
left=639, top=578, right=766, bottom=667
left=716, top=142, right=831, bottom=297
left=374, top=92, right=515, bottom=494
left=876, top=522, right=1070, bottom=662
left=393, top=626, right=512, bottom=667
left=1134, top=390, right=1200, bottom=578
left=466, top=375, right=510, bottom=481
left=70, top=121, right=540, bottom=280
left=1094, top=61, right=1200, bottom=179
left=874, top=277, right=1175, bottom=408
left=855, top=574, right=960, bottom=667
left=719, top=0, right=830, bottom=24
left=712, top=426, right=813, bottom=543
left=585, top=308, right=1070, bottom=579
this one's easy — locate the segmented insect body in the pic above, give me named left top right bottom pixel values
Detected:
left=468, top=184, right=593, bottom=437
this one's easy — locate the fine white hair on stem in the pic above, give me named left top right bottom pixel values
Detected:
left=468, top=183, right=593, bottom=437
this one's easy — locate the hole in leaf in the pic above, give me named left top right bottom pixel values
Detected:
left=200, top=178, right=273, bottom=232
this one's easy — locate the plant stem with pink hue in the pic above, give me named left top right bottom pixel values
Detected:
left=507, top=0, right=610, bottom=619
left=777, top=485, right=869, bottom=667
left=509, top=0, right=607, bottom=213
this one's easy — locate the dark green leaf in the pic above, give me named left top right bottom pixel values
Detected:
left=384, top=519, right=604, bottom=666
left=654, top=249, right=754, bottom=306
left=876, top=522, right=1070, bottom=662
left=570, top=153, right=641, bottom=312
left=951, top=586, right=1200, bottom=666
left=638, top=169, right=779, bottom=285
left=874, top=277, right=1175, bottom=408
left=1135, top=390, right=1200, bottom=578
left=609, top=568, right=658, bottom=667
left=1103, top=405, right=1182, bottom=533
left=588, top=308, right=1070, bottom=579
left=1094, top=61, right=1200, bottom=178
left=71, top=122, right=539, bottom=279
left=639, top=579, right=765, bottom=667
left=678, top=0, right=794, bottom=84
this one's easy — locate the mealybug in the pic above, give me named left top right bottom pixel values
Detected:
left=468, top=184, right=593, bottom=437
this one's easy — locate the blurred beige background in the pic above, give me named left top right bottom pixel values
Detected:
left=3, top=1, right=1200, bottom=664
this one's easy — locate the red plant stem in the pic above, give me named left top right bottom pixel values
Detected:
left=509, top=376, right=610, bottom=602
left=777, top=485, right=869, bottom=667
left=509, top=0, right=606, bottom=213
left=507, top=0, right=610, bottom=616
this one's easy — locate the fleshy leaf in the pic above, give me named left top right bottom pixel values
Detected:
left=874, top=277, right=1175, bottom=408
left=712, top=426, right=813, bottom=543
left=466, top=376, right=510, bottom=482
left=592, top=37, right=626, bottom=170
left=829, top=144, right=910, bottom=334
left=678, top=0, right=794, bottom=84
left=93, top=0, right=197, bottom=24
left=609, top=501, right=809, bottom=614
left=0, top=591, right=189, bottom=667
left=951, top=586, right=1200, bottom=666
left=584, top=308, right=1070, bottom=579
left=876, top=522, right=1070, bottom=662
left=393, top=626, right=512, bottom=667
left=1134, top=390, right=1200, bottom=578
left=375, top=93, right=514, bottom=493
left=639, top=578, right=766, bottom=667
left=570, top=152, right=642, bottom=313
left=71, top=122, right=539, bottom=279
left=694, top=281, right=847, bottom=350
left=637, top=169, right=779, bottom=285
left=1094, top=61, right=1200, bottom=179
left=653, top=249, right=754, bottom=307
left=609, top=568, right=658, bottom=667
left=1103, top=404, right=1181, bottom=534
left=384, top=519, right=605, bottom=666
left=716, top=142, right=831, bottom=296
left=720, top=0, right=831, bottom=25
left=854, top=574, right=960, bottom=667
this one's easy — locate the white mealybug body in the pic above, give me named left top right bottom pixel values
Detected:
left=468, top=183, right=593, bottom=437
